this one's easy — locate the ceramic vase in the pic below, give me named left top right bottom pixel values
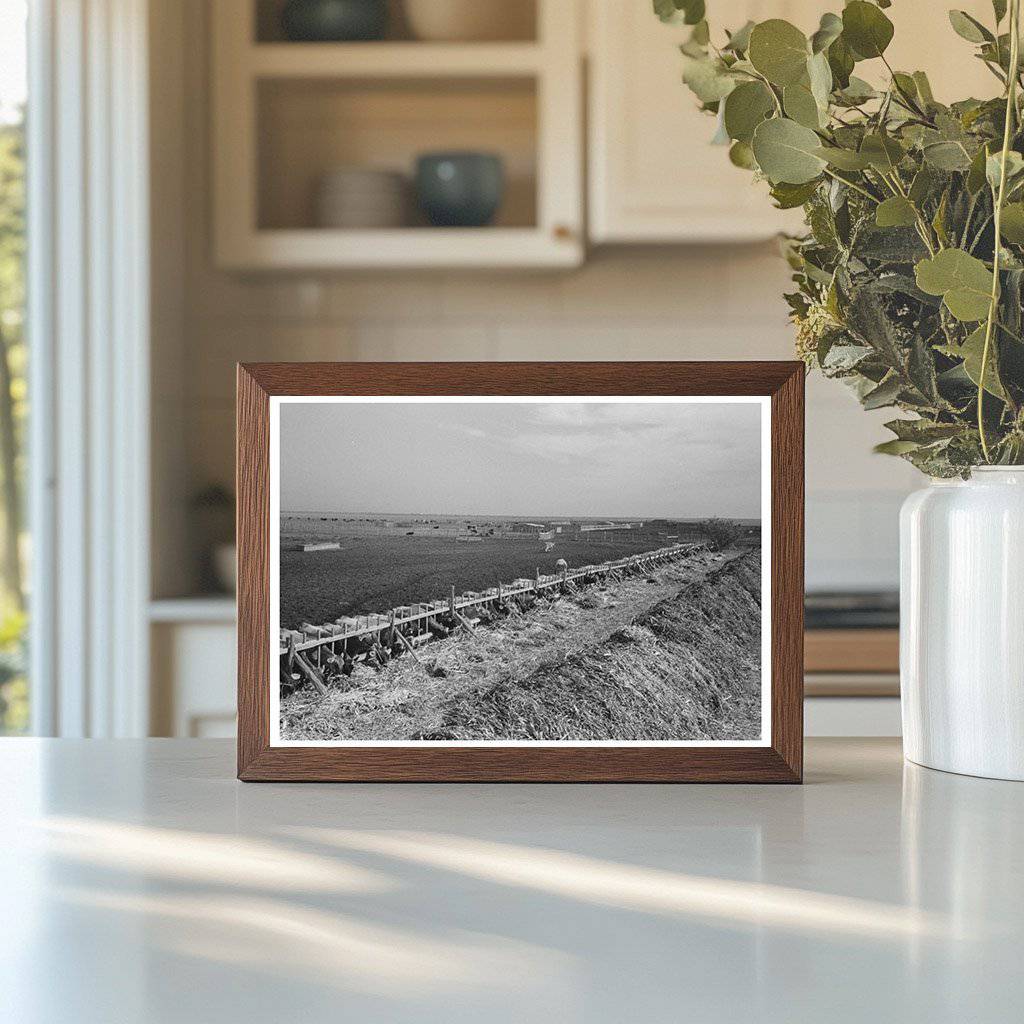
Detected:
left=900, top=467, right=1024, bottom=780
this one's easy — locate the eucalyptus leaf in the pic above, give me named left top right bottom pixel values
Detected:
left=885, top=419, right=964, bottom=443
left=908, top=335, right=941, bottom=402
left=876, top=196, right=918, bottom=228
left=855, top=226, right=929, bottom=263
left=958, top=324, right=1007, bottom=398
left=729, top=140, right=758, bottom=170
left=653, top=0, right=677, bottom=23
left=862, top=375, right=902, bottom=410
left=748, top=19, right=810, bottom=87
left=653, top=0, right=705, bottom=26
left=815, top=146, right=872, bottom=170
left=847, top=284, right=910, bottom=371
left=711, top=105, right=731, bottom=145
left=810, top=12, right=843, bottom=54
left=807, top=51, right=833, bottom=111
left=783, top=83, right=823, bottom=129
left=932, top=190, right=951, bottom=246
left=860, top=133, right=906, bottom=173
left=842, top=1, right=895, bottom=60
left=967, top=143, right=993, bottom=193
left=923, top=141, right=973, bottom=171
left=752, top=117, right=827, bottom=184
left=827, top=35, right=855, bottom=89
left=658, top=0, right=1024, bottom=476
left=986, top=150, right=1024, bottom=190
left=913, top=71, right=935, bottom=105
left=915, top=249, right=994, bottom=321
left=874, top=439, right=921, bottom=455
left=1000, top=202, right=1024, bottom=242
left=836, top=76, right=878, bottom=105
left=770, top=179, right=820, bottom=209
left=724, top=20, right=755, bottom=53
left=909, top=165, right=937, bottom=205
left=948, top=10, right=993, bottom=44
left=681, top=0, right=705, bottom=25
left=682, top=55, right=737, bottom=103
left=724, top=81, right=775, bottom=144
left=690, top=19, right=710, bottom=46
left=822, top=342, right=874, bottom=373
left=893, top=71, right=920, bottom=99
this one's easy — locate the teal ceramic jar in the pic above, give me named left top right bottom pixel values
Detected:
left=281, top=0, right=388, bottom=42
left=415, top=152, right=505, bottom=227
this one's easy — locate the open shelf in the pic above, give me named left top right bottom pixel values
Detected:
left=257, top=76, right=537, bottom=232
left=213, top=0, right=581, bottom=269
left=221, top=227, right=579, bottom=269
left=149, top=597, right=237, bottom=624
left=254, top=0, right=538, bottom=45
left=249, top=42, right=544, bottom=78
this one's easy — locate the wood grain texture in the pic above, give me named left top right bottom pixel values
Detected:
left=804, top=629, right=899, bottom=675
left=236, top=361, right=805, bottom=783
left=236, top=366, right=271, bottom=776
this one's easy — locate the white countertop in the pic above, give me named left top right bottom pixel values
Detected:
left=1, top=738, right=1021, bottom=1023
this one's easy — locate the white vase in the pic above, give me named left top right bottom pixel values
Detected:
left=900, top=467, right=1024, bottom=780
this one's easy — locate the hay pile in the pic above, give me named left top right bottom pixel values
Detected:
left=425, top=552, right=762, bottom=741
left=279, top=549, right=762, bottom=742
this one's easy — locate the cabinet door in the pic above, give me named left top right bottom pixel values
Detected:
left=588, top=1, right=813, bottom=243
left=587, top=1, right=999, bottom=244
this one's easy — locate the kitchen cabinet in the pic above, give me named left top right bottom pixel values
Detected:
left=587, top=0, right=999, bottom=244
left=212, top=0, right=583, bottom=269
left=587, top=1, right=812, bottom=243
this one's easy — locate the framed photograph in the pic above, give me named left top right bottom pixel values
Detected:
left=237, top=362, right=804, bottom=782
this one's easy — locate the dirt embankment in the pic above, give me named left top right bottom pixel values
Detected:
left=280, top=548, right=762, bottom=743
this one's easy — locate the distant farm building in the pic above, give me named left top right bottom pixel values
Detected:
left=580, top=521, right=634, bottom=533
left=509, top=521, right=548, bottom=534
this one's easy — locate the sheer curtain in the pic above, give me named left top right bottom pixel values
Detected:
left=28, top=0, right=150, bottom=736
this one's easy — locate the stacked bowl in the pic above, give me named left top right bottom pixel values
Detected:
left=314, top=167, right=409, bottom=229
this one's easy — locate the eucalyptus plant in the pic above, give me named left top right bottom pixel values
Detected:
left=658, top=0, right=1024, bottom=475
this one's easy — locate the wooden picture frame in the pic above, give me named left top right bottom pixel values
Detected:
left=237, top=362, right=804, bottom=782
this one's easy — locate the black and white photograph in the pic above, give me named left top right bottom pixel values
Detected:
left=272, top=397, right=769, bottom=745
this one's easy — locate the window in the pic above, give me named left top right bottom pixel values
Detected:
left=0, top=0, right=28, bottom=734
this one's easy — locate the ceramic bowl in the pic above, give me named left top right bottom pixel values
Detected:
left=280, top=0, right=388, bottom=42
left=315, top=167, right=409, bottom=228
left=403, top=0, right=534, bottom=42
left=415, top=152, right=505, bottom=228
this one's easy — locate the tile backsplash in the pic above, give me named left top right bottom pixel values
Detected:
left=171, top=247, right=917, bottom=594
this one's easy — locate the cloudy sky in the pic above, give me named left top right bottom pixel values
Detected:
left=279, top=399, right=763, bottom=518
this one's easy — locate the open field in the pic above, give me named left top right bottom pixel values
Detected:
left=281, top=548, right=762, bottom=742
left=279, top=532, right=693, bottom=628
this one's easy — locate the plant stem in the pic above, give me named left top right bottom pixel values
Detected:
left=968, top=212, right=994, bottom=253
left=874, top=167, right=937, bottom=254
left=880, top=54, right=930, bottom=120
left=821, top=167, right=879, bottom=203
left=979, top=0, right=1021, bottom=463
left=750, top=69, right=783, bottom=116
left=996, top=317, right=1024, bottom=344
